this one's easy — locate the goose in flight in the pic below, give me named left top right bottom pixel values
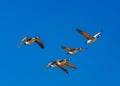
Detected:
left=76, top=29, right=102, bottom=44
left=18, top=36, right=44, bottom=49
left=61, top=46, right=85, bottom=54
left=46, top=58, right=76, bottom=74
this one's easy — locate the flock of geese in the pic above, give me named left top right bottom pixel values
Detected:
left=18, top=29, right=102, bottom=74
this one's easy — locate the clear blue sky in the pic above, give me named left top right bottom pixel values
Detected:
left=0, top=0, right=120, bottom=86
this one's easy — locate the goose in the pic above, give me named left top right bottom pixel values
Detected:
left=76, top=29, right=102, bottom=44
left=46, top=58, right=76, bottom=74
left=18, top=36, right=44, bottom=49
left=61, top=46, right=85, bottom=54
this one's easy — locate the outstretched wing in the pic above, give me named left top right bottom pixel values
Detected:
left=35, top=39, right=44, bottom=49
left=61, top=46, right=73, bottom=51
left=76, top=29, right=92, bottom=39
left=57, top=64, right=68, bottom=74
left=65, top=61, right=76, bottom=69
left=18, top=37, right=27, bottom=48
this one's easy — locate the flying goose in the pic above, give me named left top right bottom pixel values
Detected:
left=61, top=46, right=85, bottom=54
left=76, top=29, right=102, bottom=44
left=46, top=58, right=76, bottom=74
left=18, top=36, right=44, bottom=49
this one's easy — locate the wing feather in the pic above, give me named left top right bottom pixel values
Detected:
left=57, top=64, right=68, bottom=74
left=76, top=29, right=92, bottom=39
left=61, top=46, right=73, bottom=51
left=65, top=61, right=76, bottom=69
left=35, top=39, right=44, bottom=49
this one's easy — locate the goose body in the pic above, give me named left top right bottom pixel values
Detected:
left=61, top=46, right=84, bottom=54
left=76, top=29, right=101, bottom=44
left=18, top=36, right=44, bottom=49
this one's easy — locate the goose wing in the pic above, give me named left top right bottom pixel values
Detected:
left=61, top=46, right=73, bottom=51
left=57, top=64, right=68, bottom=74
left=35, top=39, right=44, bottom=49
left=65, top=61, right=76, bottom=69
left=76, top=29, right=92, bottom=39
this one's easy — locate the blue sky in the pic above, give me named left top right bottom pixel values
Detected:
left=0, top=0, right=120, bottom=86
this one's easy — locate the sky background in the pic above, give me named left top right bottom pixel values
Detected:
left=0, top=0, right=120, bottom=86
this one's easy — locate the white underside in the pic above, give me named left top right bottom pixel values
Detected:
left=57, top=62, right=61, bottom=65
left=87, top=39, right=96, bottom=44
left=51, top=65, right=55, bottom=67
left=25, top=41, right=30, bottom=44
left=68, top=51, right=75, bottom=54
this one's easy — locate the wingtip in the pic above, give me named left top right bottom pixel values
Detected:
left=41, top=45, right=45, bottom=49
left=40, top=46, right=44, bottom=49
left=76, top=28, right=82, bottom=33
left=36, top=42, right=45, bottom=49
left=76, top=28, right=79, bottom=31
left=61, top=46, right=65, bottom=48
left=74, top=66, right=77, bottom=69
left=65, top=71, right=68, bottom=74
